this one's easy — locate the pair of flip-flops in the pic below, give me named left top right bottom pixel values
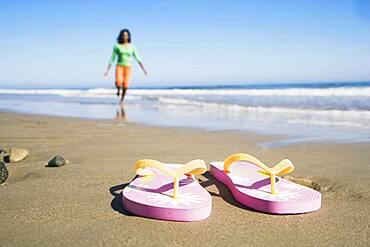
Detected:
left=122, top=153, right=321, bottom=221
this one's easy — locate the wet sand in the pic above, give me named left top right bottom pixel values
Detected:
left=0, top=112, right=369, bottom=246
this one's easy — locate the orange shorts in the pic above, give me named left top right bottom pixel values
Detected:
left=115, top=65, right=132, bottom=88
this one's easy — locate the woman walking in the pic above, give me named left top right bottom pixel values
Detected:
left=104, top=29, right=147, bottom=102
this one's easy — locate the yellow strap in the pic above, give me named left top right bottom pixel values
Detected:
left=135, top=159, right=176, bottom=177
left=135, top=159, right=207, bottom=198
left=223, top=153, right=294, bottom=195
left=175, top=159, right=208, bottom=176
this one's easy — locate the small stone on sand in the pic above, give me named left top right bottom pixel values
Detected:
left=9, top=148, right=29, bottom=163
left=0, top=162, right=8, bottom=184
left=47, top=155, right=66, bottom=167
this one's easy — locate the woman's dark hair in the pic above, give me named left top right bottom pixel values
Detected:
left=117, top=29, right=131, bottom=44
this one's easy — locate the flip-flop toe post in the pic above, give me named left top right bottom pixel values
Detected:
left=210, top=153, right=321, bottom=214
left=122, top=159, right=212, bottom=221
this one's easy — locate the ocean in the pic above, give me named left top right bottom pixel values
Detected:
left=1, top=82, right=369, bottom=147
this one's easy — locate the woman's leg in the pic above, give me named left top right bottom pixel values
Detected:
left=116, top=86, right=121, bottom=96
left=121, top=66, right=132, bottom=102
left=121, top=87, right=127, bottom=101
left=115, top=66, right=124, bottom=97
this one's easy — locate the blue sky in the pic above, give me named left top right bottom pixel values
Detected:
left=1, top=0, right=370, bottom=88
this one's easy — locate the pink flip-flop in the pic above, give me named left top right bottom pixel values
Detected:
left=210, top=153, right=321, bottom=214
left=122, top=159, right=212, bottom=221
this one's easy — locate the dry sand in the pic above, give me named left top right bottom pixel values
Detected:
left=0, top=112, right=369, bottom=246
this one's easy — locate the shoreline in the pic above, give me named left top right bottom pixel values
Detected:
left=1, top=83, right=370, bottom=149
left=1, top=108, right=369, bottom=149
left=0, top=109, right=292, bottom=147
left=0, top=112, right=369, bottom=246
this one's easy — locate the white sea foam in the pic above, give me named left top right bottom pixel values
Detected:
left=1, top=87, right=370, bottom=129
left=0, top=88, right=142, bottom=100
left=130, top=87, right=370, bottom=97
left=156, top=96, right=370, bottom=128
left=1, top=86, right=370, bottom=145
left=0, top=88, right=115, bottom=97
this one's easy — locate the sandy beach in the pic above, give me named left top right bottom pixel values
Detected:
left=0, top=111, right=369, bottom=246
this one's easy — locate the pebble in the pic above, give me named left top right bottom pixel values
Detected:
left=47, top=155, right=66, bottom=167
left=9, top=148, right=29, bottom=163
left=0, top=162, right=8, bottom=184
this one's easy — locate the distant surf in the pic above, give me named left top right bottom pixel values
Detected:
left=1, top=81, right=370, bottom=147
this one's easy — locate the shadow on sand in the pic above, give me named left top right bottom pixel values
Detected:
left=199, top=171, right=260, bottom=213
left=109, top=171, right=260, bottom=216
left=109, top=182, right=133, bottom=216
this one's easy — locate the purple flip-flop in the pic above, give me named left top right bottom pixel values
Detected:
left=122, top=159, right=212, bottom=221
left=210, top=153, right=321, bottom=214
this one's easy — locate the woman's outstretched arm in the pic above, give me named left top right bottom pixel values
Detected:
left=138, top=61, right=148, bottom=75
left=104, top=45, right=117, bottom=78
left=104, top=64, right=112, bottom=78
left=133, top=46, right=148, bottom=75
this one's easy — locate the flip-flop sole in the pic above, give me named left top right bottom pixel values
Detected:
left=122, top=164, right=212, bottom=221
left=210, top=161, right=321, bottom=214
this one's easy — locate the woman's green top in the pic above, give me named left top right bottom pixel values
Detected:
left=109, top=43, right=142, bottom=67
